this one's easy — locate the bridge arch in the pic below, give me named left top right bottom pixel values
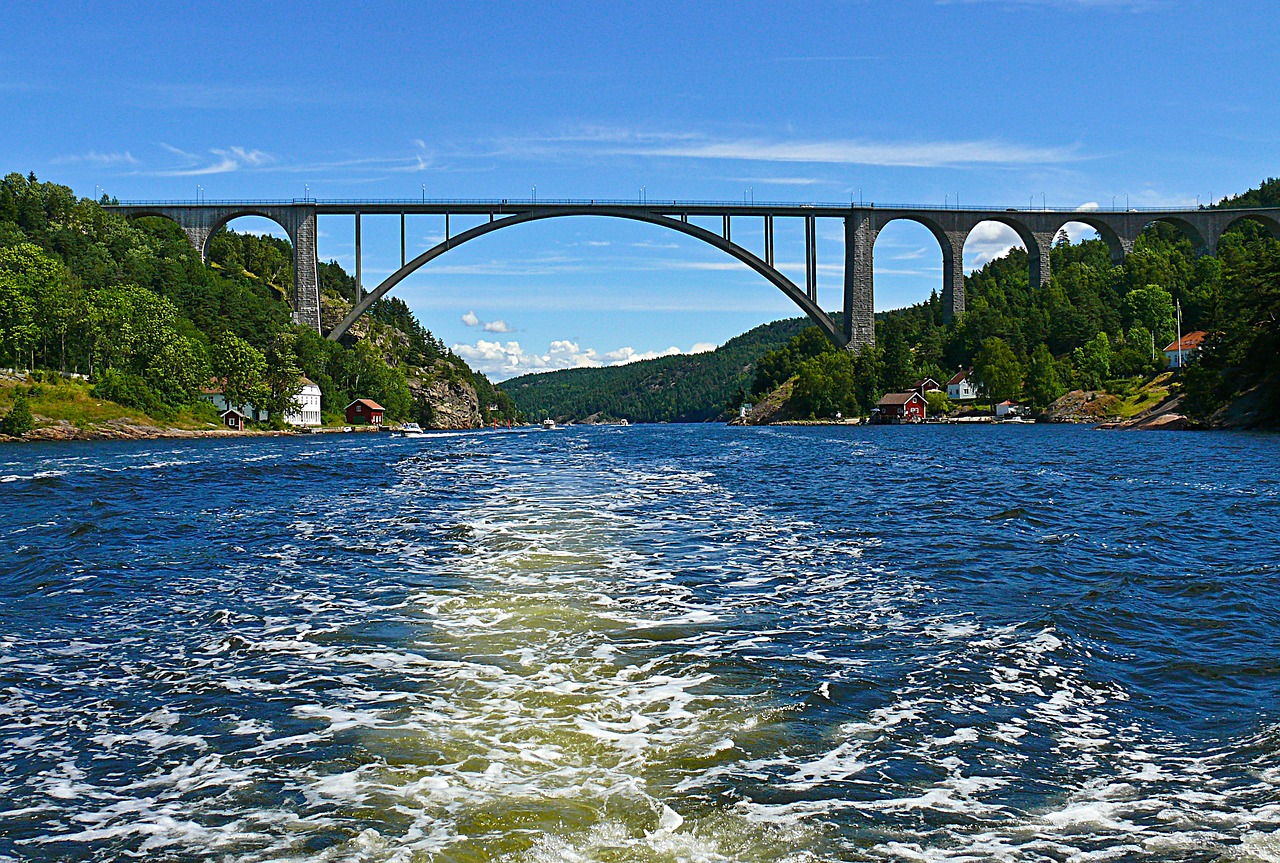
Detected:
left=327, top=207, right=845, bottom=347
left=1050, top=216, right=1127, bottom=264
left=1137, top=216, right=1212, bottom=257
left=870, top=215, right=953, bottom=314
left=1221, top=212, right=1280, bottom=242
left=201, top=210, right=295, bottom=261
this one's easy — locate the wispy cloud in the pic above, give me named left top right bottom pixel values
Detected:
left=51, top=151, right=139, bottom=166
left=132, top=82, right=340, bottom=109
left=767, top=55, right=883, bottom=62
left=490, top=127, right=1084, bottom=168
left=606, top=137, right=1082, bottom=168
left=939, top=0, right=1161, bottom=9
left=728, top=176, right=824, bottom=186
left=154, top=144, right=274, bottom=176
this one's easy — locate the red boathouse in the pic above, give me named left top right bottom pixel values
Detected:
left=345, top=399, right=385, bottom=426
left=876, top=392, right=928, bottom=423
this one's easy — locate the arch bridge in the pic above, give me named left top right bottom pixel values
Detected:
left=107, top=198, right=1280, bottom=351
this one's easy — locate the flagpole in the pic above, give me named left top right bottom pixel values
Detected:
left=1176, top=299, right=1183, bottom=369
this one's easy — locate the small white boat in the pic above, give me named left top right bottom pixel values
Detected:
left=395, top=422, right=427, bottom=438
left=541, top=419, right=557, bottom=430
left=618, top=419, right=630, bottom=426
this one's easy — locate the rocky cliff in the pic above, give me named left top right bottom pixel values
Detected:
left=409, top=368, right=482, bottom=429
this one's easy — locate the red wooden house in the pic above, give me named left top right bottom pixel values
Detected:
left=220, top=407, right=248, bottom=431
left=345, top=399, right=385, bottom=426
left=875, top=392, right=928, bottom=423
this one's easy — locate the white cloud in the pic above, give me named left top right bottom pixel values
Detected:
left=604, top=345, right=682, bottom=364
left=728, top=176, right=824, bottom=186
left=620, top=137, right=1079, bottom=168
left=454, top=338, right=721, bottom=380
left=154, top=144, right=274, bottom=176
left=489, top=127, right=1084, bottom=169
left=453, top=339, right=600, bottom=378
left=941, top=0, right=1159, bottom=9
left=462, top=309, right=514, bottom=332
left=964, top=221, right=1024, bottom=270
left=52, top=150, right=139, bottom=167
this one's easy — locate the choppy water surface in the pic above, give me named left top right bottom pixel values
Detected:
left=2, top=424, right=1279, bottom=862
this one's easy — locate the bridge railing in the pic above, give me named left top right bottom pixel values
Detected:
left=108, top=198, right=1264, bottom=213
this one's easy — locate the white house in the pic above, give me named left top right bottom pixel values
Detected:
left=995, top=400, right=1022, bottom=418
left=1163, top=331, right=1207, bottom=368
left=947, top=369, right=978, bottom=401
left=201, top=376, right=323, bottom=426
left=285, top=377, right=323, bottom=427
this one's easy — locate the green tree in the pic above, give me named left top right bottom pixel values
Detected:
left=973, top=337, right=1022, bottom=410
left=0, top=271, right=37, bottom=369
left=0, top=391, right=33, bottom=436
left=791, top=351, right=860, bottom=418
left=924, top=389, right=953, bottom=416
left=211, top=333, right=268, bottom=410
left=1072, top=332, right=1113, bottom=390
left=1025, top=343, right=1066, bottom=408
left=881, top=327, right=915, bottom=392
left=1121, top=284, right=1176, bottom=346
left=260, top=331, right=304, bottom=427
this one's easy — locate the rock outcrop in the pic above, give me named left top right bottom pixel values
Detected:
left=409, top=369, right=482, bottom=429
left=728, top=378, right=796, bottom=426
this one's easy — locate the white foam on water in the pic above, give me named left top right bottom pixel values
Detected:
left=6, top=432, right=1280, bottom=862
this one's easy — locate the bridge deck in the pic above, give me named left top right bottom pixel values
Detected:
left=109, top=199, right=1280, bottom=219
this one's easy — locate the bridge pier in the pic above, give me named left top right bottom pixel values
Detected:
left=942, top=231, right=966, bottom=324
left=843, top=213, right=877, bottom=352
left=1029, top=231, right=1055, bottom=289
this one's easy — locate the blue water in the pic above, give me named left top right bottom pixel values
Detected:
left=2, top=424, right=1279, bottom=862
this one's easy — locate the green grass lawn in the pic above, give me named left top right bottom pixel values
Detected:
left=1, top=377, right=222, bottom=430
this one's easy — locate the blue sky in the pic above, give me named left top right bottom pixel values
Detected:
left=3, top=0, right=1277, bottom=378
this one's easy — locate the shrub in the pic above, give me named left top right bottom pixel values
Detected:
left=0, top=391, right=34, bottom=436
left=92, top=369, right=167, bottom=416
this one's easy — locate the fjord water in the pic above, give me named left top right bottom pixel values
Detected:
left=2, top=425, right=1279, bottom=862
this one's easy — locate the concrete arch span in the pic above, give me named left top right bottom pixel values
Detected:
left=326, top=207, right=845, bottom=347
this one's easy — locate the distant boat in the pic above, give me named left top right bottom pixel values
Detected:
left=619, top=419, right=630, bottom=426
left=395, top=422, right=426, bottom=438
left=541, top=419, right=557, bottom=430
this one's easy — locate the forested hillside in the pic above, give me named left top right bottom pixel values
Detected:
left=751, top=180, right=1280, bottom=425
left=500, top=316, right=815, bottom=422
left=501, top=177, right=1280, bottom=429
left=0, top=172, right=519, bottom=433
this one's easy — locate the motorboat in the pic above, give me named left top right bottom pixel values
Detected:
left=541, top=419, right=557, bottom=430
left=618, top=419, right=630, bottom=426
left=395, top=422, right=427, bottom=438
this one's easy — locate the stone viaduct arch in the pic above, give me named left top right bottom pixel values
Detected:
left=113, top=204, right=321, bottom=331
left=107, top=199, right=1280, bottom=354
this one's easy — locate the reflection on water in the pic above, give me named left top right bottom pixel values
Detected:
left=1, top=425, right=1279, bottom=861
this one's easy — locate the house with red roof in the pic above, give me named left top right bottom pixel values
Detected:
left=345, top=399, right=385, bottom=426
left=875, top=392, right=927, bottom=423
left=1163, top=331, right=1207, bottom=368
